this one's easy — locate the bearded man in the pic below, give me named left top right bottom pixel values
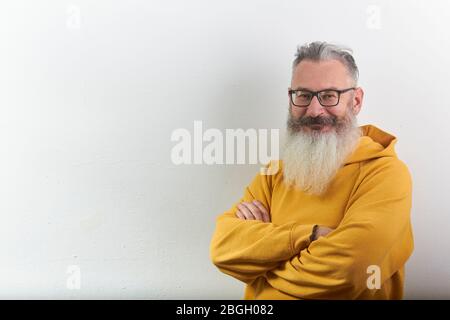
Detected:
left=210, top=41, right=414, bottom=299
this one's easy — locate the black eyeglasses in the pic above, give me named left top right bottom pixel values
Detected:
left=288, top=87, right=356, bottom=107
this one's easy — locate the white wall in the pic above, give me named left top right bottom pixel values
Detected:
left=0, top=0, right=449, bottom=299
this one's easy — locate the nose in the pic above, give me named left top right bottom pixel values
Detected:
left=305, top=95, right=326, bottom=117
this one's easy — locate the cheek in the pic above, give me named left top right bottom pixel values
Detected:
left=290, top=105, right=306, bottom=118
left=328, top=106, right=347, bottom=118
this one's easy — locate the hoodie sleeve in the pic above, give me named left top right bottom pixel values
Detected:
left=263, top=159, right=414, bottom=299
left=210, top=162, right=316, bottom=284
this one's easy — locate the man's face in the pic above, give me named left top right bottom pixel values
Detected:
left=283, top=59, right=365, bottom=194
left=289, top=59, right=364, bottom=133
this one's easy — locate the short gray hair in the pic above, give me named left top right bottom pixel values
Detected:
left=292, top=41, right=359, bottom=85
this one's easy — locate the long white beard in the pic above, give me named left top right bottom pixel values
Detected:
left=282, top=108, right=361, bottom=195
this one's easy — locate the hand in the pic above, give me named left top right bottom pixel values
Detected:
left=235, top=200, right=270, bottom=223
left=311, top=225, right=335, bottom=241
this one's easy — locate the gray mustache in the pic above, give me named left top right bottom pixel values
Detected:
left=297, top=116, right=337, bottom=126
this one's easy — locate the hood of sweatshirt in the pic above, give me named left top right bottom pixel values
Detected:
left=344, top=124, right=398, bottom=165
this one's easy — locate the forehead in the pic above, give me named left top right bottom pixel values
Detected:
left=291, top=59, right=352, bottom=90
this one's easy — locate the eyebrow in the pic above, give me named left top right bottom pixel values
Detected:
left=292, top=86, right=341, bottom=91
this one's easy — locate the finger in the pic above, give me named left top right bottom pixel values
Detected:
left=235, top=209, right=246, bottom=220
left=244, top=201, right=265, bottom=222
left=240, top=202, right=263, bottom=221
left=237, top=203, right=254, bottom=220
left=252, top=200, right=270, bottom=222
left=324, top=227, right=335, bottom=236
left=317, top=226, right=335, bottom=238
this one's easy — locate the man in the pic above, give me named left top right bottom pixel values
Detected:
left=209, top=41, right=414, bottom=299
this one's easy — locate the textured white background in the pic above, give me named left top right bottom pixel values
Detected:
left=0, top=0, right=449, bottom=299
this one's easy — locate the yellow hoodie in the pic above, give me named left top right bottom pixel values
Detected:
left=210, top=124, right=414, bottom=299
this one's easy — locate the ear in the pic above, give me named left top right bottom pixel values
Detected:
left=352, top=87, right=364, bottom=115
left=288, top=87, right=293, bottom=108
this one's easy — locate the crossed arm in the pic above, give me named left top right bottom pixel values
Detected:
left=210, top=161, right=413, bottom=299
left=236, top=200, right=334, bottom=241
